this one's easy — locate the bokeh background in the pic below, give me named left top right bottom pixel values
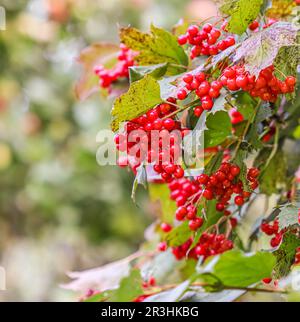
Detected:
left=0, top=0, right=218, bottom=301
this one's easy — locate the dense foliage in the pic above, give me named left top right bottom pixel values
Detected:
left=73, top=0, right=300, bottom=302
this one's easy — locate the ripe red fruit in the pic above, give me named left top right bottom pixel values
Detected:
left=216, top=202, right=225, bottom=212
left=198, top=174, right=209, bottom=185
left=157, top=242, right=167, bottom=251
left=230, top=165, right=240, bottom=176
left=262, top=277, right=272, bottom=284
left=163, top=118, right=176, bottom=130
left=189, top=217, right=204, bottom=231
left=202, top=99, right=213, bottom=110
left=285, top=76, right=296, bottom=86
left=178, top=35, right=187, bottom=45
left=249, top=21, right=259, bottom=31
left=236, top=75, right=248, bottom=88
left=203, top=189, right=213, bottom=200
left=234, top=196, right=244, bottom=206
left=187, top=25, right=199, bottom=36
left=175, top=206, right=187, bottom=220
left=177, top=89, right=187, bottom=100
left=203, top=23, right=213, bottom=33
left=161, top=222, right=172, bottom=232
left=183, top=74, right=193, bottom=84
left=174, top=167, right=184, bottom=178
left=194, top=106, right=204, bottom=117
left=248, top=167, right=260, bottom=178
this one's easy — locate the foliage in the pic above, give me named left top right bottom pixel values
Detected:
left=72, top=0, right=300, bottom=303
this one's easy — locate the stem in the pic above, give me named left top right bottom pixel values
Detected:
left=152, top=282, right=287, bottom=295
left=232, top=99, right=261, bottom=159
left=162, top=99, right=200, bottom=120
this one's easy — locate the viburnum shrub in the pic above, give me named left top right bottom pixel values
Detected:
left=73, top=0, right=300, bottom=302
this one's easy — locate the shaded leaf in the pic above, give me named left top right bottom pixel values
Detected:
left=149, top=183, right=177, bottom=224
left=274, top=232, right=300, bottom=278
left=254, top=149, right=287, bottom=195
left=111, top=75, right=161, bottom=131
left=165, top=221, right=191, bottom=247
left=129, top=63, right=168, bottom=83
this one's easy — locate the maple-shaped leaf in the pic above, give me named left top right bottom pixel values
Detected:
left=233, top=22, right=298, bottom=77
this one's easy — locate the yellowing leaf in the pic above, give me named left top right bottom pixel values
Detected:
left=111, top=75, right=161, bottom=131
left=220, top=0, right=263, bottom=35
left=75, top=43, right=119, bottom=101
left=120, top=24, right=188, bottom=72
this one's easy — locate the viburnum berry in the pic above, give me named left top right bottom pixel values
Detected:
left=161, top=222, right=172, bottom=232
left=249, top=21, right=259, bottom=31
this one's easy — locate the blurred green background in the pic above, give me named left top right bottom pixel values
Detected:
left=0, top=0, right=217, bottom=301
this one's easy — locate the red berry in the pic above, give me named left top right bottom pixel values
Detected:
left=234, top=196, right=244, bottom=206
left=189, top=217, right=204, bottom=231
left=176, top=206, right=187, bottom=220
left=198, top=173, right=209, bottom=185
left=177, top=89, right=187, bottom=100
left=230, top=165, right=240, bottom=177
left=249, top=21, right=259, bottom=31
left=202, top=23, right=212, bottom=33
left=178, top=35, right=187, bottom=45
left=163, top=118, right=176, bottom=130
left=187, top=25, right=199, bottom=36
left=202, top=99, right=213, bottom=110
left=157, top=242, right=167, bottom=251
left=183, top=74, right=193, bottom=84
left=161, top=222, right=172, bottom=232
left=285, top=76, right=296, bottom=86
left=203, top=189, right=213, bottom=200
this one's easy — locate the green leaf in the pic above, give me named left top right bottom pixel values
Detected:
left=233, top=22, right=298, bottom=77
left=204, top=250, right=276, bottom=287
left=248, top=103, right=272, bottom=149
left=278, top=205, right=299, bottom=230
left=233, top=92, right=256, bottom=120
left=131, top=163, right=147, bottom=202
left=129, top=63, right=168, bottom=83
left=75, top=43, right=119, bottom=101
left=149, top=183, right=177, bottom=224
left=110, top=269, right=143, bottom=302
left=274, top=233, right=300, bottom=278
left=204, top=111, right=232, bottom=147
left=220, top=0, right=263, bottom=35
left=205, top=151, right=224, bottom=176
left=190, top=200, right=223, bottom=249
left=232, top=149, right=251, bottom=192
left=120, top=24, right=188, bottom=73
left=165, top=221, right=191, bottom=247
left=84, top=290, right=113, bottom=302
left=111, top=75, right=161, bottom=131
left=254, top=149, right=287, bottom=196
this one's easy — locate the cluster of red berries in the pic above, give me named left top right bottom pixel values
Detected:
left=198, top=163, right=259, bottom=208
left=260, top=219, right=285, bottom=248
left=94, top=44, right=136, bottom=91
left=172, top=233, right=234, bottom=261
left=115, top=101, right=188, bottom=181
left=177, top=71, right=223, bottom=114
left=177, top=23, right=235, bottom=59
left=167, top=163, right=259, bottom=231
left=220, top=65, right=296, bottom=102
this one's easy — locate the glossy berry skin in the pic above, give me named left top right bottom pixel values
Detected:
left=249, top=21, right=259, bottom=31
left=234, top=196, right=244, bottom=206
